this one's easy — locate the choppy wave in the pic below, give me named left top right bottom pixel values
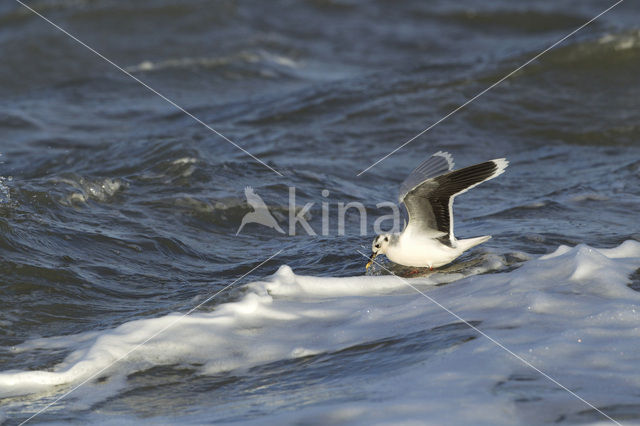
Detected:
left=125, top=51, right=300, bottom=75
left=2, top=0, right=640, bottom=423
left=53, top=175, right=126, bottom=205
left=436, top=9, right=590, bottom=33
left=599, top=30, right=640, bottom=51
left=0, top=176, right=11, bottom=205
left=1, top=241, right=639, bottom=423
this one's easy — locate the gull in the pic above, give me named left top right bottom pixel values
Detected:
left=366, top=151, right=508, bottom=270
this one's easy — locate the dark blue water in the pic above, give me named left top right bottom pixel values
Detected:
left=1, top=0, right=639, bottom=423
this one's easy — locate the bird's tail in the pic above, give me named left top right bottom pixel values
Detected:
left=457, top=235, right=491, bottom=251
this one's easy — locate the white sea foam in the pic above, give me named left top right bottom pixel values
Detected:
left=0, top=153, right=11, bottom=204
left=599, top=30, right=640, bottom=51
left=0, top=176, right=11, bottom=204
left=55, top=176, right=126, bottom=205
left=124, top=51, right=298, bottom=74
left=1, top=241, right=640, bottom=424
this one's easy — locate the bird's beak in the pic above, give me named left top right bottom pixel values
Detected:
left=366, top=252, right=377, bottom=270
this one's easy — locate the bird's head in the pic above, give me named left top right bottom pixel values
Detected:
left=366, top=234, right=391, bottom=269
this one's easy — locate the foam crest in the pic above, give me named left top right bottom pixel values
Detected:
left=1, top=241, right=640, bottom=423
left=54, top=176, right=126, bottom=205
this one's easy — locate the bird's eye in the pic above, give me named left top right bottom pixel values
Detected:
left=384, top=237, right=388, bottom=242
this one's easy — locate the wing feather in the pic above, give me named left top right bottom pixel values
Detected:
left=402, top=158, right=508, bottom=245
left=398, top=151, right=454, bottom=202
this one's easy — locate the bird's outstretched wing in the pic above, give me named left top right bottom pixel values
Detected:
left=402, top=157, right=508, bottom=246
left=398, top=151, right=454, bottom=203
